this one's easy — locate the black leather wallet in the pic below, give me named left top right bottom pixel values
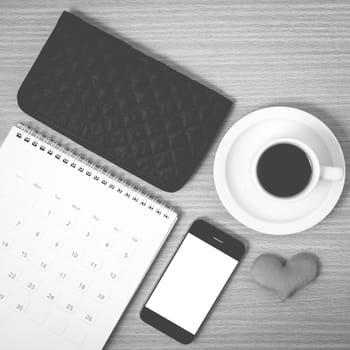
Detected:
left=17, top=11, right=233, bottom=192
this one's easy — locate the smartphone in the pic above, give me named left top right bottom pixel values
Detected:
left=140, top=219, right=246, bottom=344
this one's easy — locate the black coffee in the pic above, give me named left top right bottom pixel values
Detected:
left=257, top=143, right=312, bottom=197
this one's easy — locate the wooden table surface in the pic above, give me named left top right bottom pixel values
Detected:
left=1, top=1, right=350, bottom=349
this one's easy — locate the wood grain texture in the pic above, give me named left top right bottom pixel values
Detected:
left=1, top=0, right=350, bottom=349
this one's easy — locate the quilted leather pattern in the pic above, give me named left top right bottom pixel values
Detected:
left=17, top=11, right=233, bottom=192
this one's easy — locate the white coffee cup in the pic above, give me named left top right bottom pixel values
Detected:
left=252, top=137, right=344, bottom=200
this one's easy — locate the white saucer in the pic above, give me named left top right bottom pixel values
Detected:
left=214, top=106, right=346, bottom=235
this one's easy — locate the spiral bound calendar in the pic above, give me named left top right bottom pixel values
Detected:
left=0, top=124, right=178, bottom=350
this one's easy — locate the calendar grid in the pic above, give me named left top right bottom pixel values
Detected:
left=0, top=124, right=178, bottom=350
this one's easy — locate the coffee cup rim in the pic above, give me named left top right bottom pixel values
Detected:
left=252, top=138, right=320, bottom=201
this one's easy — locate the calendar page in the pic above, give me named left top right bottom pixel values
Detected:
left=0, top=125, right=177, bottom=350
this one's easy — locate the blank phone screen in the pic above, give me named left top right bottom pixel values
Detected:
left=145, top=233, right=238, bottom=334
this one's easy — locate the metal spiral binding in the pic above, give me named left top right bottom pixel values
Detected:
left=15, top=123, right=175, bottom=219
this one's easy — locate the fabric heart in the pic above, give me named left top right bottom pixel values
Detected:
left=251, top=253, right=319, bottom=301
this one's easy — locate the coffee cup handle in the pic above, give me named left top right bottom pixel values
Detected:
left=320, top=166, right=344, bottom=181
